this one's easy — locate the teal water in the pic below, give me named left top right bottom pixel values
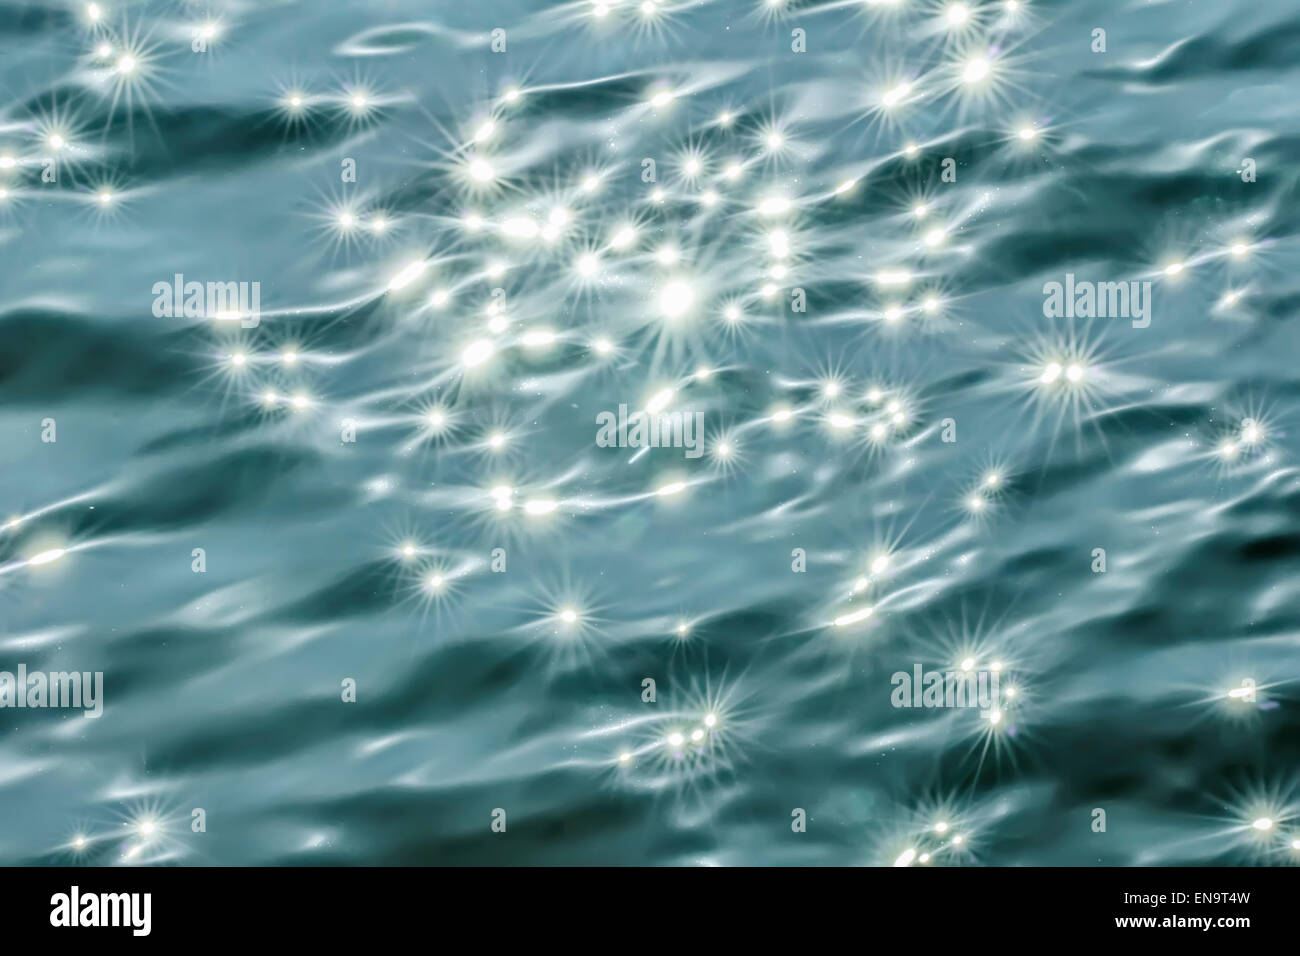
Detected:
left=1, top=0, right=1298, bottom=865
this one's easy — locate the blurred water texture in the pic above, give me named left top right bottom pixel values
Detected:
left=0, top=0, right=1298, bottom=865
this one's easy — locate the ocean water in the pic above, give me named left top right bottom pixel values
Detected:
left=1, top=0, right=1298, bottom=867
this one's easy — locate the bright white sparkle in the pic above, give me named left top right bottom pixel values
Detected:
left=833, top=606, right=874, bottom=627
left=387, top=259, right=428, bottom=291
left=502, top=216, right=540, bottom=240
left=521, top=329, right=556, bottom=347
left=461, top=339, right=495, bottom=368
left=647, top=388, right=674, bottom=414
left=882, top=83, right=911, bottom=108
left=655, top=244, right=678, bottom=266
left=658, top=279, right=696, bottom=319
left=962, top=56, right=991, bottom=85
